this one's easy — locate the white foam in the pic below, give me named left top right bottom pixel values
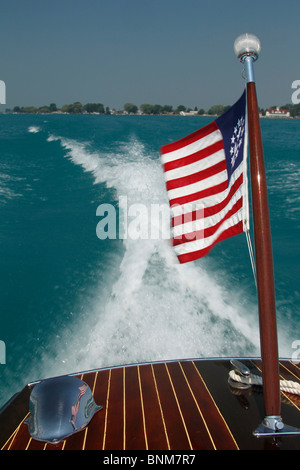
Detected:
left=28, top=126, right=41, bottom=133
left=0, top=166, right=24, bottom=204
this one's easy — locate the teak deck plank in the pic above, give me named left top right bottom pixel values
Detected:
left=180, top=361, right=238, bottom=450
left=138, top=364, right=169, bottom=450
left=1, top=359, right=300, bottom=450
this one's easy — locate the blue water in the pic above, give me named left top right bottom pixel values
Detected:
left=0, top=114, right=299, bottom=407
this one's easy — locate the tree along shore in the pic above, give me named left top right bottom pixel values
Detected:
left=6, top=101, right=300, bottom=118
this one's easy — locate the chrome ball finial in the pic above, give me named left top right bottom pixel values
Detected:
left=234, top=33, right=261, bottom=63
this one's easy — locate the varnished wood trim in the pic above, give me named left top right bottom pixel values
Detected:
left=102, top=369, right=111, bottom=450
left=123, top=368, right=126, bottom=450
left=3, top=412, right=30, bottom=450
left=82, top=427, right=88, bottom=450
left=137, top=365, right=148, bottom=450
left=191, top=361, right=239, bottom=450
left=165, top=363, right=193, bottom=450
left=1, top=360, right=300, bottom=450
left=282, top=361, right=300, bottom=381
left=151, top=364, right=170, bottom=450
left=25, top=437, right=32, bottom=450
left=278, top=362, right=300, bottom=411
left=178, top=362, right=216, bottom=449
left=82, top=371, right=99, bottom=450
left=92, top=371, right=98, bottom=393
left=253, top=360, right=300, bottom=413
left=1, top=425, right=18, bottom=450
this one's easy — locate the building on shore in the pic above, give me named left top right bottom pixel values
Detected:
left=265, top=106, right=291, bottom=118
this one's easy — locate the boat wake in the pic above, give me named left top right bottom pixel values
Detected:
left=1, top=119, right=297, bottom=409
left=28, top=126, right=41, bottom=134
left=24, top=131, right=267, bottom=382
left=0, top=163, right=24, bottom=205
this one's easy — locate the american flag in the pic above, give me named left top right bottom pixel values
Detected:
left=70, top=383, right=88, bottom=429
left=160, top=91, right=249, bottom=264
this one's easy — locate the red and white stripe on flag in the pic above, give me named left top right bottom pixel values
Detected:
left=160, top=92, right=249, bottom=263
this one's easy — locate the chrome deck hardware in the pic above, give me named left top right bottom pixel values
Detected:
left=228, top=359, right=251, bottom=390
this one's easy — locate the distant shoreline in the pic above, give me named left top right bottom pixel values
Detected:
left=3, top=101, right=300, bottom=118
left=2, top=111, right=299, bottom=119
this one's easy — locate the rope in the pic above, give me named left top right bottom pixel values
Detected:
left=245, top=228, right=257, bottom=288
left=229, top=370, right=300, bottom=396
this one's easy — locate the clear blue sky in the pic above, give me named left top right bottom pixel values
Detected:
left=1, top=0, right=299, bottom=110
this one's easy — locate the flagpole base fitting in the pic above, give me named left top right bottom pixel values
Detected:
left=253, top=416, right=300, bottom=438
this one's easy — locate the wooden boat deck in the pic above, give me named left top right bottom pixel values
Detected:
left=1, top=358, right=300, bottom=450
